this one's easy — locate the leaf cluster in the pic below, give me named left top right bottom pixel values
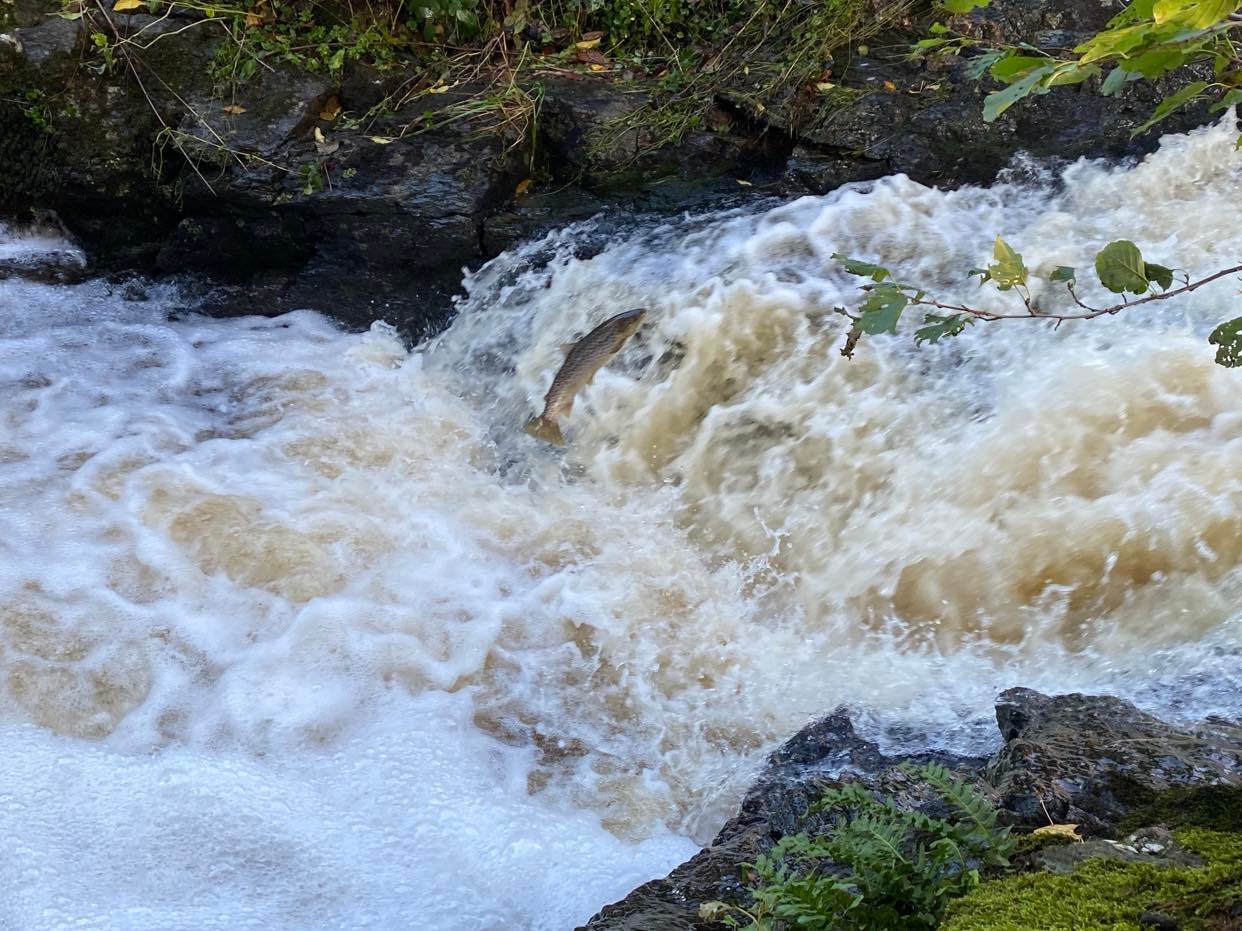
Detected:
left=832, top=238, right=1242, bottom=367
left=919, top=0, right=1242, bottom=140
left=702, top=763, right=1015, bottom=931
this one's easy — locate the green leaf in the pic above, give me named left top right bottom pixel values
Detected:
left=988, top=54, right=1048, bottom=83
left=1075, top=22, right=1152, bottom=62
left=1100, top=67, right=1138, bottom=96
left=982, top=65, right=1055, bottom=122
left=1208, top=316, right=1242, bottom=367
left=1211, top=88, right=1242, bottom=113
left=988, top=235, right=1027, bottom=290
left=833, top=253, right=891, bottom=282
left=915, top=313, right=973, bottom=345
left=1153, top=0, right=1239, bottom=29
left=1095, top=240, right=1150, bottom=294
left=1046, top=61, right=1100, bottom=86
left=964, top=50, right=1005, bottom=80
left=858, top=286, right=909, bottom=334
left=1126, top=48, right=1190, bottom=78
left=941, top=0, right=990, bottom=11
left=1144, top=262, right=1174, bottom=290
left=1132, top=81, right=1208, bottom=135
left=1049, top=265, right=1077, bottom=283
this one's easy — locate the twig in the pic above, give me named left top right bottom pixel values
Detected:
left=909, top=263, right=1242, bottom=324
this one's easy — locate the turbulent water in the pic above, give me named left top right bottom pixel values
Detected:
left=1, top=117, right=1240, bottom=930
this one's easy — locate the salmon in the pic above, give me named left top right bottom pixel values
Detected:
left=523, top=308, right=647, bottom=445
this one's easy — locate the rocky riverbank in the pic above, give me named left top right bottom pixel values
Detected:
left=1, top=0, right=1217, bottom=338
left=581, top=689, right=1242, bottom=931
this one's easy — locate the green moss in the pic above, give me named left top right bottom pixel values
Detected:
left=1116, top=785, right=1242, bottom=835
left=942, top=828, right=1242, bottom=931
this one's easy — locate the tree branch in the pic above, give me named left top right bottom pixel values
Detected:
left=910, top=263, right=1242, bottom=324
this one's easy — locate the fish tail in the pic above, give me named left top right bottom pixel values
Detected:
left=523, top=415, right=565, bottom=446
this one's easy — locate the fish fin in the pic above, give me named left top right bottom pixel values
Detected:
left=523, top=415, right=566, bottom=446
left=561, top=395, right=574, bottom=415
left=560, top=342, right=577, bottom=354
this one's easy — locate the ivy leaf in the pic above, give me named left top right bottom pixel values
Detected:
left=988, top=236, right=1027, bottom=290
left=1049, top=266, right=1076, bottom=284
left=1144, top=262, right=1174, bottom=290
left=1095, top=240, right=1150, bottom=294
left=915, top=313, right=972, bottom=345
left=1132, top=81, right=1208, bottom=135
left=833, top=253, right=891, bottom=282
left=858, top=286, right=910, bottom=334
left=941, top=0, right=991, bottom=11
left=983, top=65, right=1055, bottom=122
left=1208, top=317, right=1242, bottom=367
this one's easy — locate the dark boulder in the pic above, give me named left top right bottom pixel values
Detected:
left=578, top=690, right=1242, bottom=931
left=987, top=688, right=1242, bottom=833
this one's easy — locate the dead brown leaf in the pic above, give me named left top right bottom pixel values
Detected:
left=1032, top=823, right=1082, bottom=842
left=223, top=104, right=247, bottom=115
left=319, top=96, right=342, bottom=121
left=575, top=48, right=610, bottom=67
left=515, top=178, right=533, bottom=198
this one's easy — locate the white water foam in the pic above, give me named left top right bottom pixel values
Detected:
left=0, top=115, right=1239, bottom=929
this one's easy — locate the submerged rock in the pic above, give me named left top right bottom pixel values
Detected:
left=578, top=690, right=1242, bottom=931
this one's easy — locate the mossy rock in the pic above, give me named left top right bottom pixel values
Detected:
left=1117, top=785, right=1242, bottom=835
left=943, top=828, right=1242, bottom=931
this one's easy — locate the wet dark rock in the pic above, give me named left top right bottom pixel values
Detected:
left=579, top=690, right=1242, bottom=931
left=987, top=688, right=1242, bottom=833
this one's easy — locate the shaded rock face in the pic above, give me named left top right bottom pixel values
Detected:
left=987, top=688, right=1242, bottom=833
left=579, top=690, right=1242, bottom=931
left=0, top=0, right=1229, bottom=337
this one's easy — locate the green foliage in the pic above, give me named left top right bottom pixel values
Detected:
left=936, top=0, right=1242, bottom=138
left=410, top=0, right=480, bottom=41
left=1209, top=316, right=1242, bottom=367
left=300, top=161, right=325, bottom=193
left=914, top=313, right=972, bottom=345
left=832, top=239, right=1241, bottom=367
left=942, top=828, right=1242, bottom=931
left=1117, top=785, right=1242, bottom=835
left=10, top=87, right=81, bottom=133
left=987, top=235, right=1027, bottom=290
left=209, top=3, right=406, bottom=86
left=1094, top=239, right=1151, bottom=294
left=703, top=763, right=1015, bottom=931
left=857, top=285, right=910, bottom=334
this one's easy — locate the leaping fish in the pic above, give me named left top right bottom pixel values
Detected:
left=523, top=307, right=648, bottom=446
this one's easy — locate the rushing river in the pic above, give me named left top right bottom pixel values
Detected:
left=1, top=116, right=1240, bottom=930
